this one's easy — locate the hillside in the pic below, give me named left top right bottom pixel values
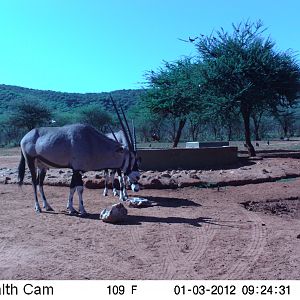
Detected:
left=0, top=84, right=144, bottom=113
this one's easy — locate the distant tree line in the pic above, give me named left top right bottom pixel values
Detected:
left=0, top=87, right=142, bottom=146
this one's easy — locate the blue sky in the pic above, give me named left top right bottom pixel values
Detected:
left=0, top=0, right=299, bottom=93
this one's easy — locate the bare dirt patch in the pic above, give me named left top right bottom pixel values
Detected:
left=241, top=197, right=300, bottom=219
left=0, top=152, right=299, bottom=280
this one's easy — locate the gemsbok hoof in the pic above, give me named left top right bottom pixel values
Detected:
left=67, top=209, right=79, bottom=216
left=112, top=189, right=119, bottom=196
left=35, top=207, right=42, bottom=213
left=79, top=212, right=88, bottom=218
left=120, top=196, right=128, bottom=202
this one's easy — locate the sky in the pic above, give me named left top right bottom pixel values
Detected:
left=0, top=0, right=299, bottom=93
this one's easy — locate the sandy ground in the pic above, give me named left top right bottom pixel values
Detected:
left=0, top=153, right=299, bottom=280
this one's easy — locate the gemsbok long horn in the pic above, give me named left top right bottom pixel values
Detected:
left=132, top=119, right=137, bottom=151
left=109, top=94, right=133, bottom=151
left=120, top=106, right=135, bottom=149
left=108, top=125, right=118, bottom=143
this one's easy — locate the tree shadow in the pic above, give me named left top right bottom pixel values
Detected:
left=117, top=215, right=219, bottom=227
left=141, top=195, right=201, bottom=208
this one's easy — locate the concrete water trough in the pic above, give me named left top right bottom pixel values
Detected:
left=137, top=146, right=238, bottom=171
left=186, top=141, right=229, bottom=148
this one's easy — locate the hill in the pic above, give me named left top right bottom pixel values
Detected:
left=0, top=84, right=144, bottom=113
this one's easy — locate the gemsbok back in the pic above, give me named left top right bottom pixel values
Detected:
left=18, top=97, right=140, bottom=216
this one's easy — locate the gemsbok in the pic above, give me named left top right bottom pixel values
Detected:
left=18, top=97, right=140, bottom=216
left=104, top=127, right=140, bottom=200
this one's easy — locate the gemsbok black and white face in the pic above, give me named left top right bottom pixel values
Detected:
left=126, top=155, right=141, bottom=192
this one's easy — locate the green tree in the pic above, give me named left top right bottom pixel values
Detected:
left=273, top=107, right=296, bottom=138
left=53, top=111, right=77, bottom=126
left=0, top=115, right=19, bottom=146
left=8, top=100, right=52, bottom=131
left=251, top=107, right=267, bottom=141
left=196, top=20, right=300, bottom=156
left=76, top=104, right=112, bottom=133
left=128, top=103, right=164, bottom=143
left=187, top=112, right=205, bottom=141
left=144, top=58, right=202, bottom=147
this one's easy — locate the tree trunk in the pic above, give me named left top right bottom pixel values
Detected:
left=283, top=119, right=289, bottom=138
left=283, top=125, right=288, bottom=138
left=254, top=128, right=260, bottom=141
left=189, top=122, right=198, bottom=141
left=242, top=108, right=256, bottom=157
left=252, top=115, right=261, bottom=141
left=173, top=118, right=186, bottom=148
left=227, top=123, right=232, bottom=141
left=212, top=125, right=218, bottom=140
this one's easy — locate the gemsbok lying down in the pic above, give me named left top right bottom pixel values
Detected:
left=18, top=99, right=140, bottom=216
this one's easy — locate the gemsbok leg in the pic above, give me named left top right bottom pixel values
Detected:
left=67, top=170, right=87, bottom=216
left=111, top=170, right=118, bottom=196
left=37, top=168, right=54, bottom=211
left=117, top=170, right=128, bottom=201
left=27, top=156, right=41, bottom=213
left=103, top=169, right=109, bottom=196
left=67, top=186, right=78, bottom=215
left=103, top=169, right=118, bottom=197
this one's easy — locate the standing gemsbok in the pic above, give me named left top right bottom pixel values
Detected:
left=103, top=130, right=129, bottom=199
left=103, top=106, right=140, bottom=201
left=18, top=97, right=140, bottom=216
left=104, top=127, right=140, bottom=201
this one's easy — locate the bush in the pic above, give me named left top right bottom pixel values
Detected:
left=8, top=100, right=52, bottom=131
left=75, top=104, right=113, bottom=132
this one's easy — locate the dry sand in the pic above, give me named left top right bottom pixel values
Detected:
left=0, top=154, right=299, bottom=279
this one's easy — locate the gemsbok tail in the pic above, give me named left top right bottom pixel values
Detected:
left=18, top=151, right=26, bottom=186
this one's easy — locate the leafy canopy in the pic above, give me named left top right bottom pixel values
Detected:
left=144, top=58, right=201, bottom=118
left=196, top=20, right=300, bottom=114
left=8, top=100, right=52, bottom=131
left=76, top=104, right=112, bottom=133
